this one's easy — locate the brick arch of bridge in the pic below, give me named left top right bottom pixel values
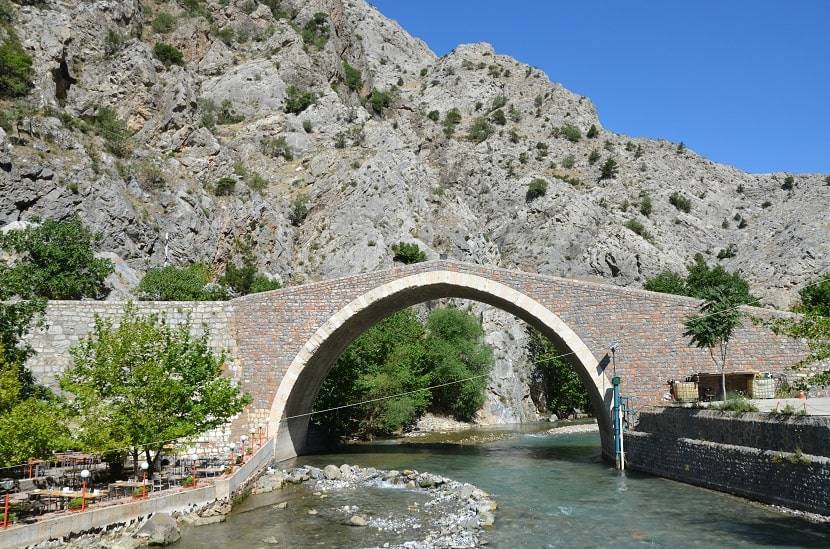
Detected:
left=266, top=270, right=616, bottom=459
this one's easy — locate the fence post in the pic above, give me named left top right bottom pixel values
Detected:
left=3, top=493, right=8, bottom=528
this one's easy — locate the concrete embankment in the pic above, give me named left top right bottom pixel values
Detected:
left=625, top=408, right=830, bottom=516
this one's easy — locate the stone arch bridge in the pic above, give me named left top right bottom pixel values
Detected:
left=26, top=260, right=805, bottom=460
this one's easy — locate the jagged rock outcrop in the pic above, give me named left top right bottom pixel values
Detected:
left=1, top=0, right=827, bottom=422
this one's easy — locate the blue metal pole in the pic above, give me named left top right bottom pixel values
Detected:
left=612, top=375, right=621, bottom=469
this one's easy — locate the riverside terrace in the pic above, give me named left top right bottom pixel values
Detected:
left=22, top=260, right=809, bottom=461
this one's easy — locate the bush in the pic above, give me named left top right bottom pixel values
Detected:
left=0, top=34, right=33, bottom=98
left=214, top=176, right=236, bottom=196
left=490, top=109, right=506, bottom=126
left=131, top=160, right=165, bottom=190
left=624, top=219, right=652, bottom=241
left=669, top=191, right=692, bottom=213
left=782, top=175, right=794, bottom=191
left=151, top=13, right=176, bottom=33
left=599, top=158, right=619, bottom=180
left=527, top=327, right=591, bottom=418
left=442, top=108, right=461, bottom=137
left=761, top=200, right=772, bottom=209
left=136, top=264, right=227, bottom=301
left=427, top=110, right=439, bottom=122
left=713, top=394, right=757, bottom=413
left=526, top=178, right=548, bottom=201
left=288, top=195, right=308, bottom=226
left=0, top=0, right=15, bottom=24
left=262, top=136, right=293, bottom=160
left=561, top=155, right=575, bottom=169
left=0, top=216, right=114, bottom=300
left=302, top=119, right=312, bottom=133
left=560, top=124, right=581, bottom=143
left=212, top=26, right=235, bottom=46
left=284, top=85, right=315, bottom=114
left=216, top=99, right=243, bottom=124
left=368, top=89, right=392, bottom=115
left=391, top=242, right=426, bottom=264
left=588, top=149, right=600, bottom=165
left=716, top=244, right=737, bottom=260
left=639, top=193, right=652, bottom=217
left=221, top=256, right=280, bottom=296
left=586, top=124, right=598, bottom=138
left=104, top=29, right=127, bottom=57
left=467, top=117, right=493, bottom=144
left=342, top=61, right=362, bottom=92
left=302, top=12, right=329, bottom=49
left=798, top=273, right=830, bottom=316
left=644, top=255, right=755, bottom=303
left=153, top=42, right=184, bottom=66
left=89, top=106, right=131, bottom=157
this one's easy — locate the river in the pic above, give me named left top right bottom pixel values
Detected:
left=177, top=425, right=830, bottom=548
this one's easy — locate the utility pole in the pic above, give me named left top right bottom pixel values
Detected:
left=609, top=341, right=625, bottom=470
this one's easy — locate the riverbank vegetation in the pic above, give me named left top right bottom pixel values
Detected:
left=0, top=218, right=250, bottom=467
left=527, top=328, right=592, bottom=418
left=312, top=307, right=493, bottom=439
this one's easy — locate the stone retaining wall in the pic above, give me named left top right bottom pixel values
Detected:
left=625, top=407, right=830, bottom=515
left=633, top=408, right=830, bottom=457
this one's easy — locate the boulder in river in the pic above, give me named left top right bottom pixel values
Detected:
left=324, top=464, right=342, bottom=480
left=348, top=515, right=368, bottom=527
left=135, top=513, right=181, bottom=546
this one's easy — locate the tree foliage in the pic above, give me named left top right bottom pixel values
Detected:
left=0, top=217, right=113, bottom=300
left=527, top=328, right=591, bottom=418
left=683, top=286, right=745, bottom=399
left=644, top=255, right=755, bottom=304
left=284, top=85, right=315, bottom=114
left=342, top=61, right=362, bottom=92
left=136, top=264, right=227, bottom=301
left=391, top=242, right=426, bottom=264
left=312, top=307, right=493, bottom=438
left=797, top=273, right=830, bottom=317
left=60, top=307, right=251, bottom=470
left=220, top=251, right=280, bottom=296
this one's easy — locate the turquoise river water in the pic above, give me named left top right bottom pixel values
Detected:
left=177, top=427, right=830, bottom=548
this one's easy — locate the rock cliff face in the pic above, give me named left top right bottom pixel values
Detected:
left=1, top=0, right=827, bottom=423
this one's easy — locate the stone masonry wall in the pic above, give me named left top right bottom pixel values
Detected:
left=625, top=432, right=830, bottom=515
left=626, top=407, right=830, bottom=515
left=634, top=408, right=830, bottom=457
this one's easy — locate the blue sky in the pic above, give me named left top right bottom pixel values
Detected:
left=371, top=1, right=830, bottom=174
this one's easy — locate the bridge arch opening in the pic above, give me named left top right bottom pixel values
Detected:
left=268, top=270, right=615, bottom=461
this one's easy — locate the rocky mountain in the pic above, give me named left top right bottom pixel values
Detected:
left=1, top=0, right=827, bottom=422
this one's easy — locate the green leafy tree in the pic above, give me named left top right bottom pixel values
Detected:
left=586, top=124, right=598, bottom=138
left=368, top=89, right=392, bottom=115
left=60, top=306, right=251, bottom=472
left=136, top=264, right=227, bottom=301
left=683, top=286, right=745, bottom=400
left=0, top=217, right=113, bottom=300
left=527, top=328, right=590, bottom=418
left=312, top=307, right=493, bottom=438
left=0, top=390, right=70, bottom=466
left=301, top=12, right=329, bottom=49
left=423, top=307, right=492, bottom=419
left=391, top=242, right=426, bottom=264
left=313, top=310, right=430, bottom=437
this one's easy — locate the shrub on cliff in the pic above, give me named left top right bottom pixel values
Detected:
left=0, top=33, right=33, bottom=99
left=391, top=242, right=426, bottom=264
left=136, top=264, right=228, bottom=301
left=153, top=42, right=184, bottom=66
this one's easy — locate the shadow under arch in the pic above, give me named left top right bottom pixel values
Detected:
left=268, top=270, right=614, bottom=461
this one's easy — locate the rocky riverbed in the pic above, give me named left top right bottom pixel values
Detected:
left=247, top=464, right=497, bottom=548
left=33, top=465, right=495, bottom=548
